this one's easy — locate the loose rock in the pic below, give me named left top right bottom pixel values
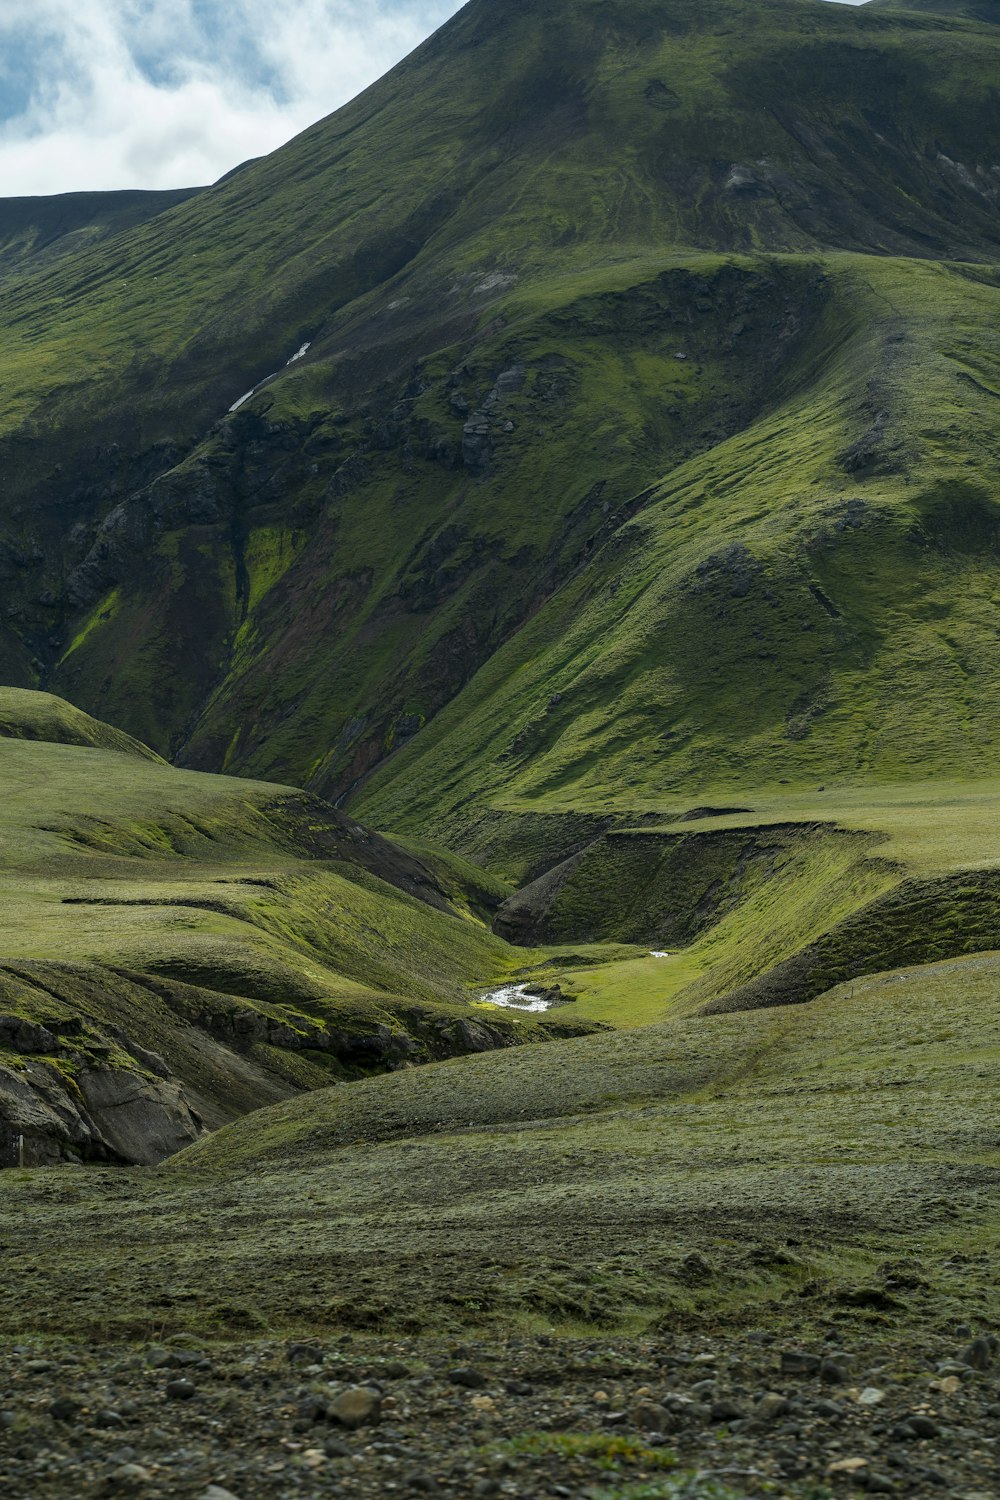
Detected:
left=164, top=1378, right=197, bottom=1400
left=328, top=1386, right=382, bottom=1429
left=959, top=1338, right=993, bottom=1371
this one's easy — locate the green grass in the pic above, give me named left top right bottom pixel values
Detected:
left=1, top=11, right=1000, bottom=1446
left=0, top=186, right=203, bottom=285
left=0, top=946, right=994, bottom=1342
left=0, top=712, right=997, bottom=1385
left=0, top=685, right=162, bottom=760
left=352, top=251, right=1000, bottom=837
left=497, top=1431, right=678, bottom=1473
left=495, top=950, right=706, bottom=1027
left=0, top=694, right=607, bottom=1156
left=0, top=729, right=515, bottom=1005
left=420, top=773, right=1000, bottom=1027
left=8, top=683, right=1000, bottom=1059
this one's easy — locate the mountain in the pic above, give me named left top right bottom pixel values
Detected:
left=2, top=6, right=1000, bottom=1481
left=0, top=0, right=998, bottom=844
left=3, top=0, right=1000, bottom=1146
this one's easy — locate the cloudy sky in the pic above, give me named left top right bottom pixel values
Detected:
left=0, top=0, right=867, bottom=200
left=0, top=0, right=466, bottom=197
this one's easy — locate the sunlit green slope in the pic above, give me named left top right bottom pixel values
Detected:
left=356, top=252, right=1000, bottom=830
left=0, top=0, right=997, bottom=825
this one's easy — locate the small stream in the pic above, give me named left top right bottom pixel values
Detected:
left=478, top=984, right=557, bottom=1013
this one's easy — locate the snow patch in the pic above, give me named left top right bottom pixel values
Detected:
left=474, top=271, right=518, bottom=296
left=227, top=342, right=312, bottom=412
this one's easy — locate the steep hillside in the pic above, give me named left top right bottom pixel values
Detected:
left=354, top=253, right=1000, bottom=833
left=0, top=0, right=997, bottom=832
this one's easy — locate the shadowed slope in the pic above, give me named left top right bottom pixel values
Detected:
left=0, top=187, right=203, bottom=283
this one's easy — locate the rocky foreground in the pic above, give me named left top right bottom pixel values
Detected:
left=0, top=1329, right=996, bottom=1500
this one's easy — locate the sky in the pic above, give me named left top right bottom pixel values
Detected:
left=0, top=0, right=466, bottom=197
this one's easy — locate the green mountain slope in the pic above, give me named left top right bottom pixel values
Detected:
left=872, top=0, right=1000, bottom=20
left=354, top=251, right=1000, bottom=832
left=0, top=0, right=998, bottom=833
left=4, top=12, right=1000, bottom=1465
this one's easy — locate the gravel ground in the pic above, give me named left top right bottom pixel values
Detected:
left=0, top=1328, right=996, bottom=1499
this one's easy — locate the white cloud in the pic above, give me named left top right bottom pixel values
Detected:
left=0, top=0, right=465, bottom=196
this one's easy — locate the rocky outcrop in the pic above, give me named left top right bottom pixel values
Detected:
left=75, top=1068, right=204, bottom=1165
left=460, top=365, right=526, bottom=476
left=0, top=1057, right=204, bottom=1168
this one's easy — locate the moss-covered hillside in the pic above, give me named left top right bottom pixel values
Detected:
left=0, top=0, right=998, bottom=832
left=3, top=16, right=1000, bottom=1475
left=0, top=685, right=164, bottom=759
left=2, top=948, right=996, bottom=1345
left=0, top=691, right=599, bottom=1167
left=0, top=186, right=203, bottom=284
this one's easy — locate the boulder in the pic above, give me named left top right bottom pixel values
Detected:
left=0, top=1057, right=205, bottom=1168
left=0, top=1015, right=60, bottom=1054
left=77, top=1068, right=205, bottom=1165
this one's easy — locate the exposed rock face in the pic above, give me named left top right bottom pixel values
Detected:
left=0, top=1056, right=205, bottom=1168
left=0, top=1016, right=59, bottom=1054
left=461, top=412, right=493, bottom=474
left=75, top=1069, right=205, bottom=1165
left=461, top=366, right=526, bottom=475
left=0, top=965, right=602, bottom=1169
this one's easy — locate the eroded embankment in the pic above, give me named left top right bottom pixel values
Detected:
left=0, top=958, right=597, bottom=1167
left=702, top=865, right=1000, bottom=1012
left=493, top=813, right=1000, bottom=1014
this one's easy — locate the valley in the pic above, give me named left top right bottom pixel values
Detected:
left=0, top=0, right=999, bottom=1494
